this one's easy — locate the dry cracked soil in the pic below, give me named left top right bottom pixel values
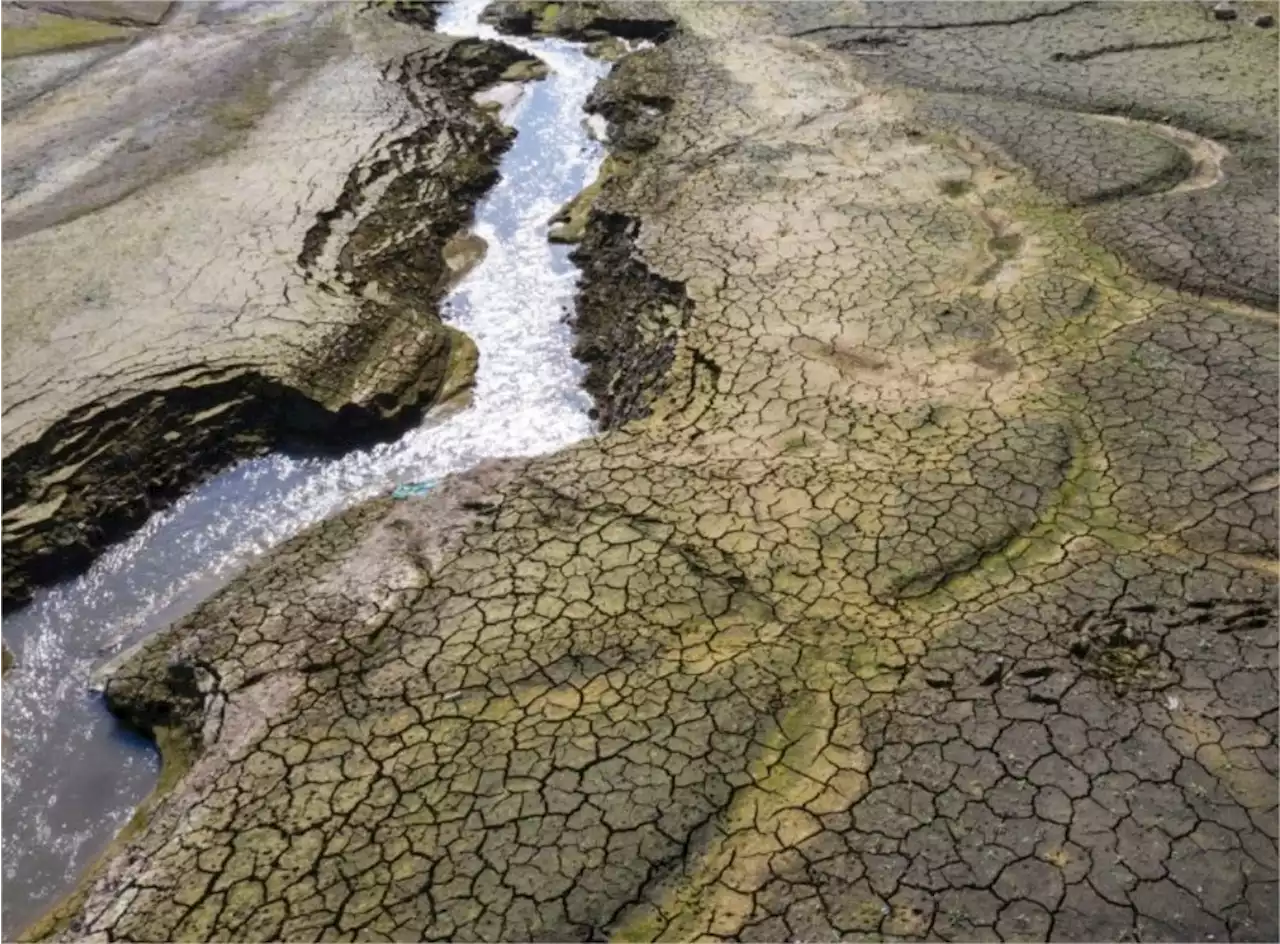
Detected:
left=2, top=1, right=1278, bottom=942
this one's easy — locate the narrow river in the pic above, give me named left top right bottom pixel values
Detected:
left=0, top=2, right=609, bottom=934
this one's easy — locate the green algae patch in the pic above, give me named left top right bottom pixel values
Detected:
left=20, top=725, right=197, bottom=942
left=608, top=691, right=846, bottom=941
left=536, top=2, right=564, bottom=32
left=898, top=406, right=1123, bottom=615
left=611, top=903, right=668, bottom=942
left=208, top=74, right=273, bottom=135
left=2, top=644, right=13, bottom=676
left=549, top=155, right=622, bottom=244
left=2, top=13, right=134, bottom=59
left=987, top=233, right=1024, bottom=255
left=939, top=178, right=973, bottom=197
left=499, top=57, right=548, bottom=82
left=436, top=326, right=481, bottom=405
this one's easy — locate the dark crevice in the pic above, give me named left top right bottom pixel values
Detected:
left=1, top=363, right=452, bottom=613
left=791, top=1, right=1092, bottom=37
left=833, top=34, right=909, bottom=50
left=1050, top=35, right=1227, bottom=63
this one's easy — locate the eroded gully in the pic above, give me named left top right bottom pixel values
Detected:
left=0, top=2, right=610, bottom=934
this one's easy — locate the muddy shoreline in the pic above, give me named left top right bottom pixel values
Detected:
left=4, top=2, right=622, bottom=936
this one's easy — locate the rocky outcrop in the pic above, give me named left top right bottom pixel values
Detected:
left=482, top=0, right=676, bottom=42
left=1, top=6, right=541, bottom=610
left=569, top=209, right=691, bottom=427
left=562, top=41, right=692, bottom=428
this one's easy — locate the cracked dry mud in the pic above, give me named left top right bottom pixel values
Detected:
left=15, top=1, right=1280, bottom=942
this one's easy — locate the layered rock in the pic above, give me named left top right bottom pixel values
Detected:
left=481, top=0, right=676, bottom=42
left=1, top=2, right=540, bottom=609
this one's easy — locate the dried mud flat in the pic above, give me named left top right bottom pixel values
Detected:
left=5, top=1, right=1279, bottom=942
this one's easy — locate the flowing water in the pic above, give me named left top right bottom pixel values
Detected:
left=0, top=2, right=608, bottom=933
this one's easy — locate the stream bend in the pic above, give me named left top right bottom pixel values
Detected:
left=0, top=2, right=609, bottom=934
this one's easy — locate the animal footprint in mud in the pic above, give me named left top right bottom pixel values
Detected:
left=987, top=233, right=1023, bottom=255
left=970, top=345, right=1018, bottom=374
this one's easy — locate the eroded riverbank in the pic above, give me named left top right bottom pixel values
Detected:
left=0, top=1, right=533, bottom=610
left=2, top=1, right=613, bottom=935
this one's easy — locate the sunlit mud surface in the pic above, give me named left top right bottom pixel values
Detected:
left=0, top=1, right=607, bottom=933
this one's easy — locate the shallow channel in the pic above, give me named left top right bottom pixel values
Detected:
left=0, top=2, right=609, bottom=934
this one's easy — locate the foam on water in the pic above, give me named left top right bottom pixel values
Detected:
left=1, top=1, right=608, bottom=933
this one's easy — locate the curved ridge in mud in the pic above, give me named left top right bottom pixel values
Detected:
left=1088, top=112, right=1230, bottom=199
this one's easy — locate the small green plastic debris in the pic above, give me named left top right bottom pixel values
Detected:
left=392, top=480, right=437, bottom=499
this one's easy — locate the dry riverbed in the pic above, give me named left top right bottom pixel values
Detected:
left=3, top=1, right=1278, bottom=942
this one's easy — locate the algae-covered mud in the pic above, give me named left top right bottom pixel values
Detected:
left=6, top=1, right=1280, bottom=943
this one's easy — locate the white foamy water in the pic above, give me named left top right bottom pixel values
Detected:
left=1, top=1, right=609, bottom=933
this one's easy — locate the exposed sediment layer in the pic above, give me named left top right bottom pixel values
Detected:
left=1, top=4, right=541, bottom=610
left=565, top=40, right=691, bottom=428
left=570, top=209, right=691, bottom=428
left=41, top=2, right=1280, bottom=942
left=481, top=0, right=676, bottom=42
